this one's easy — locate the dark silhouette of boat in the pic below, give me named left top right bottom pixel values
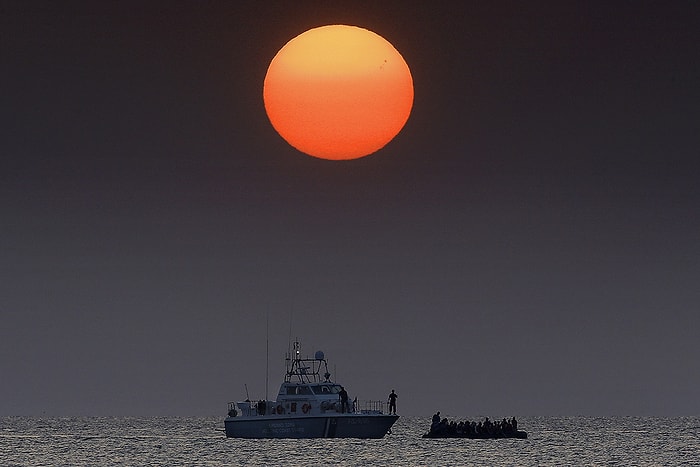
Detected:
left=224, top=341, right=397, bottom=438
left=423, top=430, right=528, bottom=439
left=423, top=413, right=527, bottom=439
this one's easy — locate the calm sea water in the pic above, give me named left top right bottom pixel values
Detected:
left=1, top=416, right=698, bottom=466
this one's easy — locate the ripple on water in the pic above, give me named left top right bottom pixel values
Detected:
left=0, top=416, right=698, bottom=466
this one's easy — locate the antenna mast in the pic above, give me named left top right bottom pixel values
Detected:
left=265, top=312, right=269, bottom=401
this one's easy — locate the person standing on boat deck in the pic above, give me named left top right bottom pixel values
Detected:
left=388, top=389, right=398, bottom=414
left=338, top=386, right=349, bottom=413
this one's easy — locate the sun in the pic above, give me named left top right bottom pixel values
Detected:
left=263, top=25, right=414, bottom=160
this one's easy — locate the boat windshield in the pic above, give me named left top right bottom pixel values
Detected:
left=310, top=384, right=342, bottom=395
left=285, top=385, right=313, bottom=395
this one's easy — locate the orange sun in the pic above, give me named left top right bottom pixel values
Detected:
left=263, top=25, right=414, bottom=160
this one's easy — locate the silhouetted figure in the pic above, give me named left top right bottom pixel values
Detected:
left=439, top=418, right=448, bottom=435
left=388, top=389, right=398, bottom=414
left=338, top=386, right=349, bottom=413
left=447, top=421, right=456, bottom=436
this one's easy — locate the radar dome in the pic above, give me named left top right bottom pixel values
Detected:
left=314, top=350, right=325, bottom=361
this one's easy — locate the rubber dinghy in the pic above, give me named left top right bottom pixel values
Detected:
left=423, top=414, right=527, bottom=439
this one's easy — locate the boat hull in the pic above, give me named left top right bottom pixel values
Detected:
left=224, top=414, right=398, bottom=439
left=422, top=430, right=528, bottom=439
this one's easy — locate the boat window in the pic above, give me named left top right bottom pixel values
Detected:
left=286, top=385, right=312, bottom=395
left=310, top=384, right=342, bottom=395
left=311, top=385, right=329, bottom=394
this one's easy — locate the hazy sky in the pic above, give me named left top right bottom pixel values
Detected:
left=2, top=1, right=699, bottom=417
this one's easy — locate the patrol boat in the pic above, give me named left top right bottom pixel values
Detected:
left=224, top=341, right=398, bottom=438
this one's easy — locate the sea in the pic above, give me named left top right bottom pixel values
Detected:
left=1, top=416, right=698, bottom=466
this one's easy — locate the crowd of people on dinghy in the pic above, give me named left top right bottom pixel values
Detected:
left=426, top=412, right=525, bottom=438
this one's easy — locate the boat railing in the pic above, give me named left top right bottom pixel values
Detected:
left=356, top=399, right=387, bottom=415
